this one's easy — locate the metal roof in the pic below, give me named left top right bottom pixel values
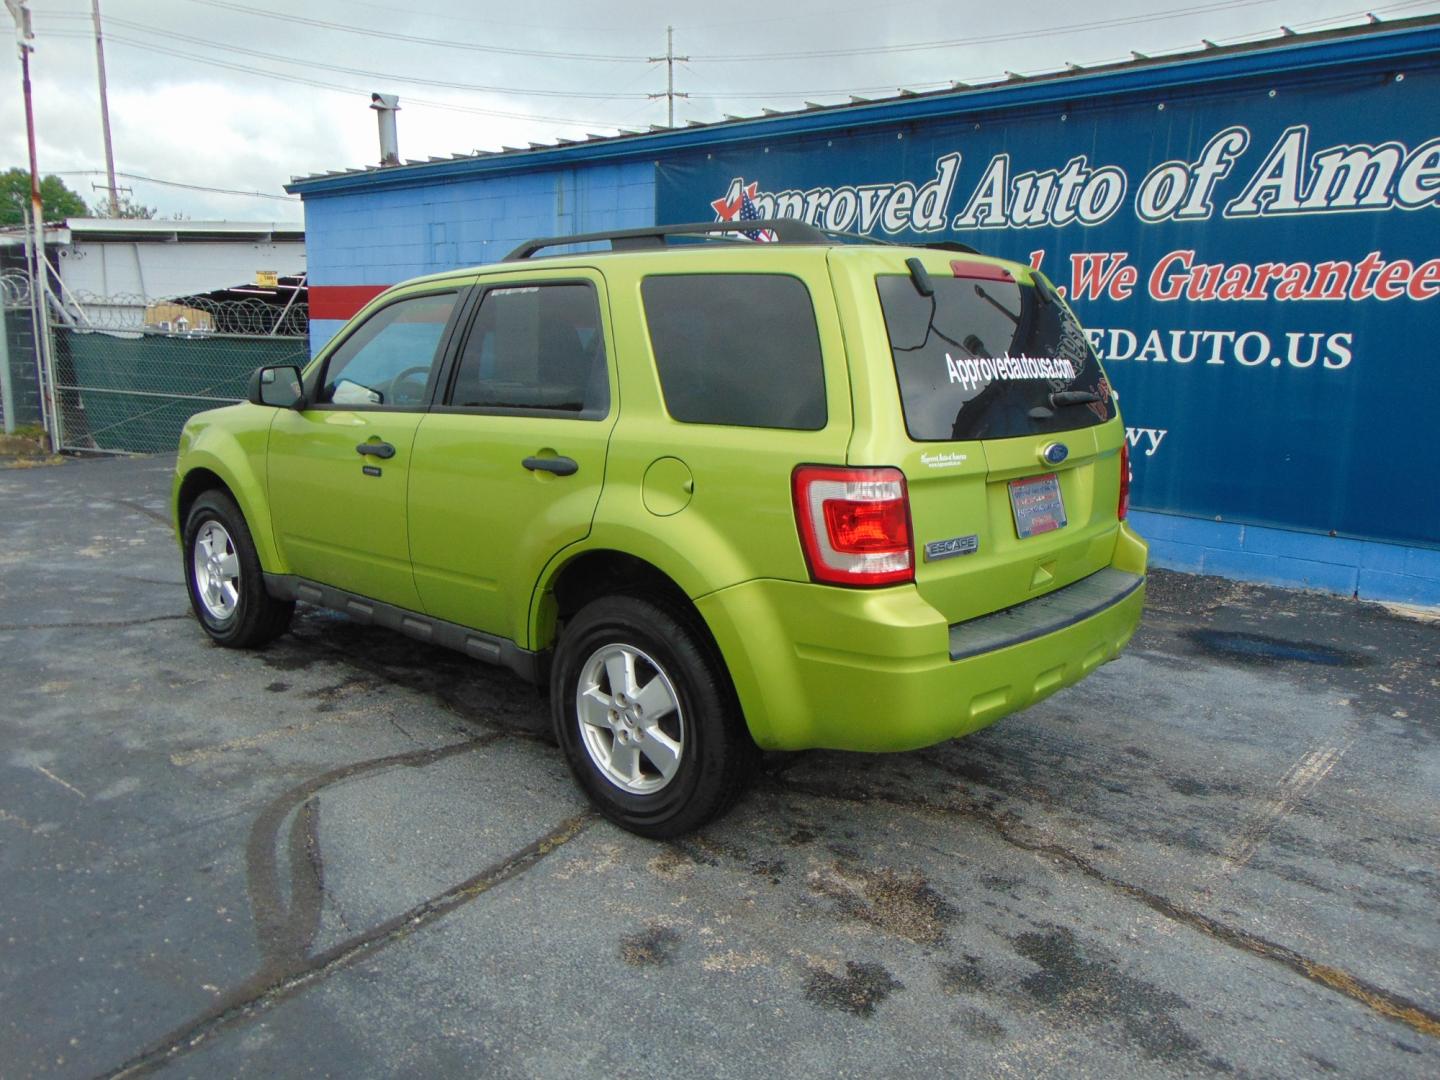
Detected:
left=0, top=219, right=305, bottom=245
left=287, top=14, right=1440, bottom=198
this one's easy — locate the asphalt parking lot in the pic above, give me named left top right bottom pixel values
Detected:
left=1, top=454, right=1437, bottom=1078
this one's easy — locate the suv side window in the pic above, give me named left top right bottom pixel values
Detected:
left=641, top=274, right=826, bottom=431
left=320, top=291, right=458, bottom=408
left=447, top=283, right=609, bottom=417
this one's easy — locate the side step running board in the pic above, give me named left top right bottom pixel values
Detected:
left=263, top=573, right=544, bottom=685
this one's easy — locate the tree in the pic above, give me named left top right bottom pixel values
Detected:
left=0, top=168, right=88, bottom=225
left=90, top=193, right=157, bottom=219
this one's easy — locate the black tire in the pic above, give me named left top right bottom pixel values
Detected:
left=551, top=595, right=757, bottom=838
left=182, top=490, right=294, bottom=648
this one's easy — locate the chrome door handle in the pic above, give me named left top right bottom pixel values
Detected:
left=522, top=455, right=578, bottom=476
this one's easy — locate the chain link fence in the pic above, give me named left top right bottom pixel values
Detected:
left=52, top=328, right=308, bottom=454
left=44, top=290, right=308, bottom=454
left=51, top=295, right=309, bottom=454
left=1, top=269, right=43, bottom=434
left=7, top=263, right=312, bottom=453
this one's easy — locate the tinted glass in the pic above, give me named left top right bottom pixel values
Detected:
left=642, top=274, right=826, bottom=431
left=449, top=283, right=608, bottom=415
left=321, top=292, right=457, bottom=407
left=877, top=273, right=1114, bottom=442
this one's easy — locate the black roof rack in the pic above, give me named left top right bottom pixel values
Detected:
left=923, top=240, right=979, bottom=255
left=504, top=220, right=989, bottom=261
left=505, top=218, right=835, bottom=260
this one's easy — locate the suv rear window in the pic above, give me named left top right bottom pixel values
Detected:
left=642, top=274, right=826, bottom=431
left=877, top=271, right=1113, bottom=442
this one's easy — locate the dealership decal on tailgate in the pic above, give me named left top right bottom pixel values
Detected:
left=1009, top=474, right=1067, bottom=539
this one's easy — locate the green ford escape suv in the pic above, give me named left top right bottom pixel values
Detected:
left=173, top=220, right=1147, bottom=836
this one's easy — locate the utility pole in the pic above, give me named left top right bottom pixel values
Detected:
left=6, top=0, right=58, bottom=451
left=91, top=0, right=119, bottom=216
left=5, top=1, right=41, bottom=233
left=648, top=25, right=689, bottom=128
left=0, top=292, right=12, bottom=435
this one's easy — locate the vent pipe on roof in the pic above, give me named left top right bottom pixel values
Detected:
left=371, top=93, right=400, bottom=166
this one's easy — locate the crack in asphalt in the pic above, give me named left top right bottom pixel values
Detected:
left=385, top=714, right=417, bottom=742
left=0, top=613, right=190, bottom=631
left=198, top=623, right=1440, bottom=1043
left=101, top=498, right=174, bottom=529
left=80, top=590, right=1433, bottom=1074
left=100, top=736, right=594, bottom=1079
left=770, top=776, right=1440, bottom=1041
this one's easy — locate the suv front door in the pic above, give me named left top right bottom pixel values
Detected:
left=408, top=272, right=616, bottom=643
left=268, top=287, right=466, bottom=609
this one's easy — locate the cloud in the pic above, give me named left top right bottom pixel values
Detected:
left=0, top=0, right=1421, bottom=221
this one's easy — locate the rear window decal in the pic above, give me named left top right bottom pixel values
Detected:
left=945, top=353, right=1079, bottom=391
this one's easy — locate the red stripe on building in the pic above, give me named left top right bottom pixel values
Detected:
left=309, top=284, right=391, bottom=320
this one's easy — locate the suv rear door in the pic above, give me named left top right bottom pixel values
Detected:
left=406, top=269, right=616, bottom=643
left=833, top=250, right=1125, bottom=626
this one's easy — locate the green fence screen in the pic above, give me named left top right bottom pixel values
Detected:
left=53, top=330, right=308, bottom=454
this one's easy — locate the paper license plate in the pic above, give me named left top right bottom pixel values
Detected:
left=1008, top=473, right=1067, bottom=539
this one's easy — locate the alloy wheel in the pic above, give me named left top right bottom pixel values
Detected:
left=575, top=642, right=686, bottom=795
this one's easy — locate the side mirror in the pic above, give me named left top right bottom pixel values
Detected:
left=248, top=365, right=306, bottom=409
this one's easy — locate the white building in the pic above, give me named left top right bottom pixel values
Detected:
left=0, top=218, right=305, bottom=328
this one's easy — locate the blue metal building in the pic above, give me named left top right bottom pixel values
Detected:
left=287, top=15, right=1440, bottom=605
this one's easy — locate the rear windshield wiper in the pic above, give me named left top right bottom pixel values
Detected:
left=1027, top=389, right=1104, bottom=421
left=973, top=284, right=1020, bottom=325
left=1050, top=390, right=1103, bottom=407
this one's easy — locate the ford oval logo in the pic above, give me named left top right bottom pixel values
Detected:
left=1042, top=442, right=1069, bottom=466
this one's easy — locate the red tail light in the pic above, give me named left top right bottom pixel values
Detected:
left=1118, top=441, right=1131, bottom=521
left=793, top=466, right=913, bottom=587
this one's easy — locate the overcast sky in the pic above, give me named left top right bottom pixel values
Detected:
left=2, top=0, right=1438, bottom=222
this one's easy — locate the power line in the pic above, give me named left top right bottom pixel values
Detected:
left=337, top=0, right=647, bottom=36
left=53, top=169, right=298, bottom=201
left=679, top=0, right=1439, bottom=97
left=37, top=13, right=654, bottom=100
left=1243, top=0, right=1440, bottom=32
left=36, top=13, right=942, bottom=106
left=690, top=0, right=1289, bottom=60
left=37, top=0, right=1435, bottom=139
left=60, top=0, right=1287, bottom=66
left=679, top=0, right=913, bottom=32
left=41, top=0, right=1438, bottom=106
left=41, top=29, right=628, bottom=129
left=328, top=0, right=932, bottom=35
left=178, top=0, right=648, bottom=62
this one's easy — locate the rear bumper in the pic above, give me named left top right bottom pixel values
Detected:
left=697, top=522, right=1147, bottom=752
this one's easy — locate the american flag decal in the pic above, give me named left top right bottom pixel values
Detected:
left=738, top=187, right=776, bottom=242
left=712, top=180, right=775, bottom=241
